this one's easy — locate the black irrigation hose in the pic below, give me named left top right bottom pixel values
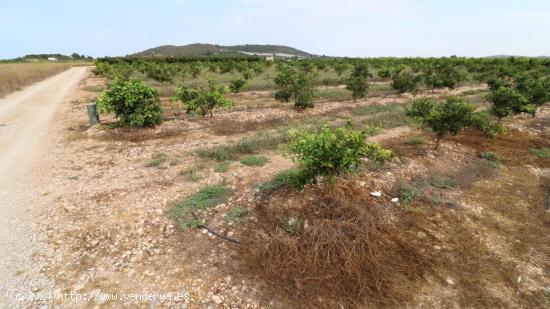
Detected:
left=191, top=205, right=243, bottom=245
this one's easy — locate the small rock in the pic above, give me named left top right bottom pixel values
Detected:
left=370, top=191, right=382, bottom=197
left=359, top=181, right=366, bottom=187
left=391, top=197, right=399, bottom=203
left=446, top=277, right=455, bottom=285
left=211, top=295, right=223, bottom=304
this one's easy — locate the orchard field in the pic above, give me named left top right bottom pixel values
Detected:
left=40, top=55, right=549, bottom=308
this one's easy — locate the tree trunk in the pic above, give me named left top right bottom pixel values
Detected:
left=434, top=136, right=441, bottom=150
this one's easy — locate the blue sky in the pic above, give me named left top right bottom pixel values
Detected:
left=0, top=0, right=548, bottom=59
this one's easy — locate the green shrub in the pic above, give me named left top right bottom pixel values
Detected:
left=229, top=78, right=246, bottom=93
left=391, top=71, right=421, bottom=95
left=240, top=155, right=269, bottom=167
left=172, top=81, right=233, bottom=118
left=487, top=86, right=530, bottom=122
left=288, top=126, right=394, bottom=184
left=405, top=97, right=437, bottom=119
left=274, top=65, right=317, bottom=108
left=97, top=77, right=163, bottom=127
left=346, top=63, right=370, bottom=100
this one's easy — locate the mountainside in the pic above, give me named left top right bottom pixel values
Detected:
left=132, top=43, right=314, bottom=58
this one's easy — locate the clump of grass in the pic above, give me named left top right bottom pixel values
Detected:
left=431, top=175, right=456, bottom=189
left=240, top=155, right=269, bottom=167
left=146, top=153, right=169, bottom=168
left=529, top=147, right=550, bottom=158
left=405, top=136, right=425, bottom=145
left=197, top=132, right=286, bottom=161
left=180, top=168, right=203, bottom=182
left=399, top=184, right=420, bottom=205
left=258, top=169, right=306, bottom=192
left=214, top=162, right=230, bottom=173
left=225, top=207, right=249, bottom=224
left=352, top=102, right=402, bottom=116
left=480, top=151, right=501, bottom=167
left=168, top=185, right=231, bottom=228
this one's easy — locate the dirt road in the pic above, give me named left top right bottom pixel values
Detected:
left=0, top=67, right=88, bottom=307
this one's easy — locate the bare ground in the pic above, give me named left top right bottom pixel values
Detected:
left=3, top=71, right=548, bottom=308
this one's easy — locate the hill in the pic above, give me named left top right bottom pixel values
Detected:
left=132, top=43, right=314, bottom=58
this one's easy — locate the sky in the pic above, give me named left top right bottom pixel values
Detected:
left=0, top=0, right=549, bottom=59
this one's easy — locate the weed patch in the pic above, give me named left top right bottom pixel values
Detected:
left=405, top=136, right=425, bottom=145
left=168, top=185, right=231, bottom=228
left=257, top=169, right=306, bottom=192
left=480, top=151, right=501, bottom=167
left=214, top=162, right=230, bottom=173
left=146, top=153, right=169, bottom=168
left=529, top=147, right=550, bottom=158
left=240, top=155, right=269, bottom=167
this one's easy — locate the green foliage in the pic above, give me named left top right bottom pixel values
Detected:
left=405, top=97, right=437, bottom=119
left=480, top=151, right=501, bottom=167
left=97, top=77, right=163, bottom=127
left=529, top=147, right=550, bottom=158
left=345, top=63, right=370, bottom=100
left=391, top=71, right=421, bottom=95
left=288, top=126, right=394, bottom=184
left=423, top=61, right=462, bottom=90
left=470, top=112, right=506, bottom=138
left=240, top=155, right=269, bottom=167
left=146, top=153, right=169, bottom=168
left=399, top=185, right=420, bottom=205
left=172, top=81, right=233, bottom=118
left=487, top=86, right=530, bottom=121
left=257, top=169, right=307, bottom=192
left=274, top=65, right=317, bottom=108
left=229, top=78, right=246, bottom=93
left=515, top=74, right=550, bottom=106
left=168, top=185, right=231, bottom=222
left=425, top=97, right=476, bottom=149
left=408, top=97, right=476, bottom=149
left=214, top=162, right=230, bottom=173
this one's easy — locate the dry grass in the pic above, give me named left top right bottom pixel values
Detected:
left=241, top=182, right=434, bottom=307
left=0, top=62, right=72, bottom=98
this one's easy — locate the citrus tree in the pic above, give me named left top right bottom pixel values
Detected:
left=346, top=63, right=371, bottom=100
left=487, top=86, right=530, bottom=122
left=274, top=65, right=317, bottom=108
left=288, top=125, right=394, bottom=185
left=172, top=81, right=233, bottom=118
left=391, top=70, right=422, bottom=95
left=97, top=77, right=163, bottom=127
